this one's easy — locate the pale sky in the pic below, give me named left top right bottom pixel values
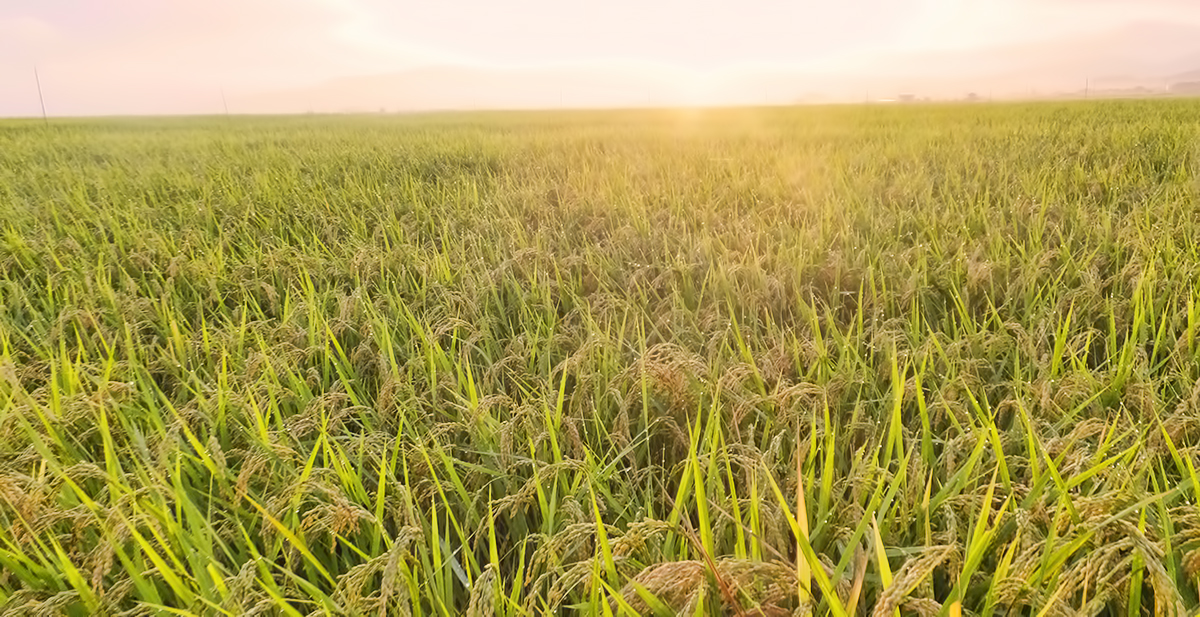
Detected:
left=3, top=0, right=1200, bottom=116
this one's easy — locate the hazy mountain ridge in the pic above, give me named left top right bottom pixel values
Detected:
left=231, top=20, right=1200, bottom=111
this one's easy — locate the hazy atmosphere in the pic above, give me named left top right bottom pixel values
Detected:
left=4, top=0, right=1200, bottom=115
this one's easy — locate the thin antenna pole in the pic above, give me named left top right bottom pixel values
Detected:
left=34, top=66, right=48, bottom=126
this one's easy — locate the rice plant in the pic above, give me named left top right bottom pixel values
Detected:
left=2, top=100, right=1200, bottom=615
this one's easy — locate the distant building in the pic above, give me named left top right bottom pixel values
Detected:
left=965, top=92, right=981, bottom=102
left=898, top=94, right=916, bottom=103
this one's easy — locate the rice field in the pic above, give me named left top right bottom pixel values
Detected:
left=2, top=100, right=1200, bottom=615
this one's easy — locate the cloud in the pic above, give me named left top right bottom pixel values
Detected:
left=893, top=0, right=1200, bottom=52
left=0, top=0, right=434, bottom=115
left=73, top=0, right=419, bottom=82
left=335, top=0, right=922, bottom=70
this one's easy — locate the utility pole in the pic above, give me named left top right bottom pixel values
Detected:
left=34, top=66, right=48, bottom=126
left=1084, top=78, right=1089, bottom=100
left=221, top=88, right=230, bottom=116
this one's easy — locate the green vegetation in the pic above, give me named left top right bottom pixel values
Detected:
left=2, top=101, right=1200, bottom=615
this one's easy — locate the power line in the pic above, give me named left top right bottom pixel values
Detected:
left=34, top=66, right=48, bottom=126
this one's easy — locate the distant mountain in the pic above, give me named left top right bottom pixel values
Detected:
left=236, top=65, right=694, bottom=113
left=841, top=20, right=1200, bottom=97
left=1168, top=68, right=1200, bottom=83
left=233, top=19, right=1200, bottom=111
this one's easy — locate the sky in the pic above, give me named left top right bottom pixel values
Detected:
left=3, top=0, right=1200, bottom=116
